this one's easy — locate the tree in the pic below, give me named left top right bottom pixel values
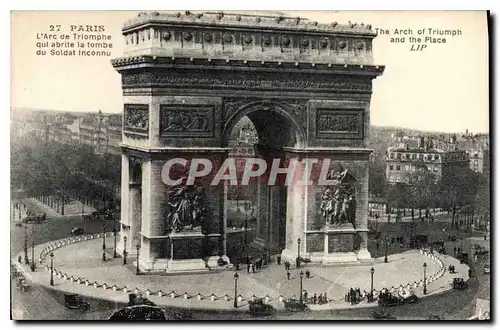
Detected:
left=369, top=159, right=387, bottom=197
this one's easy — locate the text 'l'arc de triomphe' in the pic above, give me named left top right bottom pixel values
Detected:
left=111, top=11, right=384, bottom=273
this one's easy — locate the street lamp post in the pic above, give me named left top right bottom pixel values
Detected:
left=384, top=238, right=389, bottom=263
left=113, top=220, right=117, bottom=258
left=233, top=273, right=239, bottom=308
left=370, top=267, right=375, bottom=300
left=24, top=224, right=29, bottom=265
left=136, top=244, right=140, bottom=275
left=297, top=238, right=301, bottom=259
left=299, top=271, right=304, bottom=304
left=423, top=262, right=427, bottom=295
left=102, top=217, right=106, bottom=261
left=244, top=198, right=249, bottom=265
left=50, top=252, right=54, bottom=286
left=30, top=240, right=35, bottom=272
left=123, top=236, right=127, bottom=265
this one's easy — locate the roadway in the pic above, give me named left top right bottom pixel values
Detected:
left=11, top=199, right=489, bottom=320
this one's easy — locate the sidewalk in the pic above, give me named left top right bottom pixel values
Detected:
left=12, top=234, right=466, bottom=313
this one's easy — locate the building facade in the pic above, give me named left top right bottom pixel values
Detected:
left=385, top=137, right=469, bottom=184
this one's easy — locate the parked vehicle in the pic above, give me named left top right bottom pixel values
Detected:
left=70, top=227, right=85, bottom=236
left=452, top=277, right=468, bottom=290
left=249, top=298, right=275, bottom=316
left=371, top=310, right=397, bottom=320
left=378, top=292, right=402, bottom=307
left=283, top=298, right=309, bottom=312
left=64, top=294, right=90, bottom=311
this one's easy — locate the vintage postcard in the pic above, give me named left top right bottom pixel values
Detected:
left=10, top=10, right=490, bottom=321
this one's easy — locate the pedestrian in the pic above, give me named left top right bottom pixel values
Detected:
left=305, top=269, right=311, bottom=279
left=458, top=247, right=461, bottom=254
left=324, top=292, right=328, bottom=303
left=303, top=290, right=308, bottom=303
left=251, top=263, right=256, bottom=273
left=277, top=255, right=282, bottom=265
left=247, top=262, right=251, bottom=273
left=376, top=241, right=380, bottom=250
left=453, top=246, right=457, bottom=256
left=313, top=293, right=317, bottom=304
left=286, top=271, right=291, bottom=280
left=318, top=293, right=323, bottom=304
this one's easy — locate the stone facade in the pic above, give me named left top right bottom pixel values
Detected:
left=113, top=11, right=384, bottom=272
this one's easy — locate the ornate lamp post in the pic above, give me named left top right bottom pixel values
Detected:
left=113, top=220, right=117, bottom=258
left=370, top=267, right=375, bottom=300
left=123, top=236, right=127, bottom=265
left=423, top=262, right=427, bottom=295
left=299, top=271, right=304, bottom=304
left=136, top=244, right=140, bottom=275
left=233, top=272, right=239, bottom=308
left=49, top=252, right=54, bottom=286
left=102, top=216, right=107, bottom=261
left=30, top=240, right=35, bottom=271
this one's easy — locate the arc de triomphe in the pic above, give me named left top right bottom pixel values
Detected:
left=112, top=11, right=384, bottom=273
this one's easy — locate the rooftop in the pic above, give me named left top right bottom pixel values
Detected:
left=123, top=11, right=376, bottom=36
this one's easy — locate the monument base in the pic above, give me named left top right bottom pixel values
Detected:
left=166, top=255, right=232, bottom=273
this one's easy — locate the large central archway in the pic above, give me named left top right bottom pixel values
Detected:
left=112, top=11, right=384, bottom=272
left=223, top=101, right=306, bottom=256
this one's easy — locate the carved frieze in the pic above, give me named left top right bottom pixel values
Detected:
left=160, top=105, right=214, bottom=137
left=316, top=109, right=364, bottom=139
left=123, top=104, right=149, bottom=136
left=328, top=234, right=354, bottom=253
left=122, top=71, right=372, bottom=92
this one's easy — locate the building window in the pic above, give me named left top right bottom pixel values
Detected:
left=389, top=165, right=394, bottom=170
left=405, top=165, right=410, bottom=171
left=435, top=155, right=440, bottom=160
left=474, top=160, right=478, bottom=165
left=396, top=165, right=401, bottom=171
left=411, top=154, right=416, bottom=160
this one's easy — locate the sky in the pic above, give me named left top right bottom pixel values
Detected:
left=10, top=11, right=489, bottom=133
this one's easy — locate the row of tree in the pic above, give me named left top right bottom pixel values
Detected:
left=11, top=135, right=121, bottom=214
left=369, top=159, right=490, bottom=229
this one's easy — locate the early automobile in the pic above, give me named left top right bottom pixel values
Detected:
left=64, top=294, right=90, bottom=311
left=378, top=292, right=402, bottom=307
left=70, top=227, right=85, bottom=236
left=283, top=298, right=309, bottom=312
left=452, top=277, right=468, bottom=290
left=249, top=298, right=275, bottom=316
left=108, top=305, right=167, bottom=321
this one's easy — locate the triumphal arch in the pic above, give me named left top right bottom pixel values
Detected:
left=112, top=11, right=384, bottom=273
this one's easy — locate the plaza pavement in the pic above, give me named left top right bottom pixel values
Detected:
left=13, top=233, right=469, bottom=313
